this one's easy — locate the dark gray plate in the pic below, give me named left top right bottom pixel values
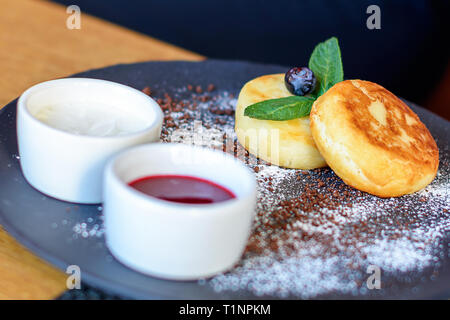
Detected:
left=0, top=60, right=449, bottom=299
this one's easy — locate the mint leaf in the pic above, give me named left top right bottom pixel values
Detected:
left=308, top=37, right=343, bottom=97
left=244, top=96, right=315, bottom=121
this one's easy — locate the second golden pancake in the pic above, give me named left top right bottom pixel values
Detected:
left=310, top=80, right=439, bottom=197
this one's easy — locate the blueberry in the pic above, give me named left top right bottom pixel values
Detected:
left=285, top=67, right=316, bottom=96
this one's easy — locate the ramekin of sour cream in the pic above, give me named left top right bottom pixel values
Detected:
left=17, top=78, right=163, bottom=204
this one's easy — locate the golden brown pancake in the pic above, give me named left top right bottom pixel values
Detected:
left=310, top=80, right=439, bottom=197
left=235, top=74, right=326, bottom=169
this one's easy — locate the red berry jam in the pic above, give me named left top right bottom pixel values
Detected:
left=128, top=175, right=235, bottom=204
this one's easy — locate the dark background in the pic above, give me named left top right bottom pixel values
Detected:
left=52, top=0, right=449, bottom=110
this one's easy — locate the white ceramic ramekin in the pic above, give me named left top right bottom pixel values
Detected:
left=103, top=143, right=257, bottom=280
left=17, top=78, right=163, bottom=204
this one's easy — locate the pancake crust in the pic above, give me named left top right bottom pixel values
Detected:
left=310, top=80, right=439, bottom=197
left=235, top=74, right=326, bottom=169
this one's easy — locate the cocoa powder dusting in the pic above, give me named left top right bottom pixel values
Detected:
left=142, top=85, right=450, bottom=298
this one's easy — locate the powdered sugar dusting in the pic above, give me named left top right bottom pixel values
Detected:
left=208, top=154, right=449, bottom=298
left=152, top=85, right=449, bottom=298
left=67, top=84, right=450, bottom=298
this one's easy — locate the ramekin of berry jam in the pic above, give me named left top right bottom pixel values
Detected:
left=103, top=143, right=256, bottom=280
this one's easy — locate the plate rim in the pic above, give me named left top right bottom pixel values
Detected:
left=0, top=58, right=449, bottom=300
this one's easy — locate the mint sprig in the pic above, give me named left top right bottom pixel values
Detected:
left=309, top=37, right=343, bottom=97
left=243, top=96, right=315, bottom=121
left=244, top=37, right=343, bottom=121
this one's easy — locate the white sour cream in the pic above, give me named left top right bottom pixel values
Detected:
left=34, top=101, right=150, bottom=137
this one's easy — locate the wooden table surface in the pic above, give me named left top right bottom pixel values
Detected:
left=0, top=0, right=203, bottom=300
